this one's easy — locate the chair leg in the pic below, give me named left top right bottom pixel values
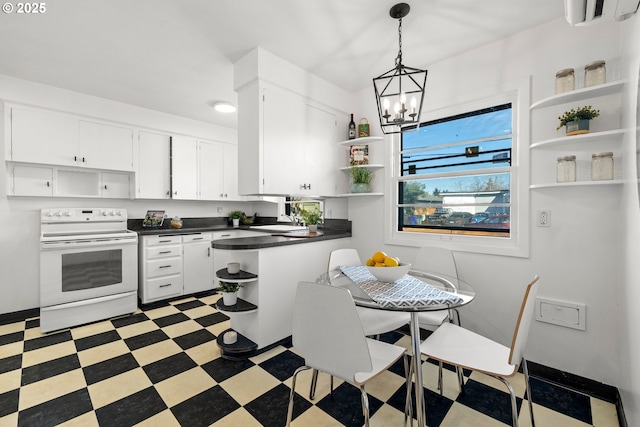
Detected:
left=523, top=358, right=536, bottom=427
left=494, top=375, right=519, bottom=427
left=286, top=365, right=311, bottom=427
left=309, top=368, right=318, bottom=399
left=403, top=353, right=413, bottom=427
left=437, top=361, right=444, bottom=395
left=360, top=385, right=370, bottom=427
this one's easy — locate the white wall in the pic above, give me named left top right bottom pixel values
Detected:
left=0, top=75, right=279, bottom=315
left=351, top=17, right=631, bottom=394
left=619, top=11, right=640, bottom=424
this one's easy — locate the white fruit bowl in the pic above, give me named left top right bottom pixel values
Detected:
left=366, top=263, right=411, bottom=282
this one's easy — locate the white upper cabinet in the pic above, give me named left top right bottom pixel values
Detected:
left=198, top=141, right=242, bottom=200
left=10, top=107, right=79, bottom=166
left=171, top=136, right=198, bottom=200
left=8, top=106, right=134, bottom=172
left=79, top=121, right=134, bottom=171
left=138, top=131, right=171, bottom=199
left=237, top=81, right=338, bottom=196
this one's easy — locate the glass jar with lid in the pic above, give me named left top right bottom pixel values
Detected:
left=555, top=68, right=575, bottom=94
left=584, top=60, right=606, bottom=87
left=591, top=152, right=613, bottom=180
left=557, top=155, right=577, bottom=183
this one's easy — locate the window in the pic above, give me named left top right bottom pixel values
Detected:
left=385, top=82, right=530, bottom=258
left=399, top=104, right=512, bottom=237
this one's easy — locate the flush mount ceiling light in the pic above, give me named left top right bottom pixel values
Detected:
left=373, top=3, right=428, bottom=134
left=213, top=102, right=237, bottom=113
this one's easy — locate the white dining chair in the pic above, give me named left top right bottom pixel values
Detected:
left=308, top=249, right=411, bottom=399
left=286, top=281, right=410, bottom=427
left=419, top=276, right=540, bottom=427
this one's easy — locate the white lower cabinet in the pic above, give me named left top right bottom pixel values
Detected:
left=139, top=232, right=217, bottom=304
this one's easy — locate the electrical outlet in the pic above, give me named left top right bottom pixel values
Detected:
left=537, top=210, right=551, bottom=227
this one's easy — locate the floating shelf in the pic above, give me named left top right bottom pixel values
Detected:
left=215, top=298, right=258, bottom=313
left=337, top=192, right=384, bottom=197
left=530, top=179, right=623, bottom=189
left=215, top=268, right=258, bottom=282
left=530, top=80, right=625, bottom=110
left=530, top=129, right=625, bottom=150
left=339, top=164, right=384, bottom=171
left=338, top=136, right=384, bottom=146
left=216, top=328, right=258, bottom=360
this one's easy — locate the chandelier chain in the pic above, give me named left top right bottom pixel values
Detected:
left=395, top=17, right=403, bottom=67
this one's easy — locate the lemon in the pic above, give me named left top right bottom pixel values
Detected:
left=384, top=257, right=400, bottom=267
left=372, top=251, right=387, bottom=264
left=374, top=262, right=386, bottom=267
left=365, top=258, right=375, bottom=266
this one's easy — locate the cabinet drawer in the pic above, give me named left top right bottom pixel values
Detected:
left=146, top=245, right=181, bottom=260
left=212, top=231, right=236, bottom=240
left=182, top=233, right=211, bottom=243
left=145, top=235, right=181, bottom=246
left=146, top=258, right=182, bottom=278
left=146, top=275, right=183, bottom=300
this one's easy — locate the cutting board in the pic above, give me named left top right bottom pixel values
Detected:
left=271, top=230, right=324, bottom=238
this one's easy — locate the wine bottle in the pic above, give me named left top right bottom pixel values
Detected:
left=348, top=114, right=356, bottom=140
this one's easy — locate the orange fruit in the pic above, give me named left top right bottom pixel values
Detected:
left=365, top=258, right=375, bottom=266
left=372, top=251, right=387, bottom=264
left=384, top=257, right=399, bottom=267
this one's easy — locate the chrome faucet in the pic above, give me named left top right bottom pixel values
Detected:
left=280, top=214, right=299, bottom=225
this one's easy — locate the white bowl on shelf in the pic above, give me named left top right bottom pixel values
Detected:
left=366, top=263, right=411, bottom=282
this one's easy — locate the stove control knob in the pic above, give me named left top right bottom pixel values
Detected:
left=55, top=210, right=63, bottom=217
left=46, top=210, right=54, bottom=217
left=109, top=211, right=115, bottom=216
left=115, top=210, right=122, bottom=216
left=102, top=211, right=109, bottom=216
left=63, top=211, right=71, bottom=217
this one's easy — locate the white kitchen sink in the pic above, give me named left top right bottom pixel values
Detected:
left=250, top=225, right=307, bottom=232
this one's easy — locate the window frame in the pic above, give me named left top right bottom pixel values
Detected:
left=383, top=78, right=530, bottom=258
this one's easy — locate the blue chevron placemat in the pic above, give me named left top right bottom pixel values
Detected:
left=339, top=265, right=463, bottom=309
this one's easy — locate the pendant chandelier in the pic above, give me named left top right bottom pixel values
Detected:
left=373, top=3, right=428, bottom=134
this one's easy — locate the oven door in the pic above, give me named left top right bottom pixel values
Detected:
left=40, top=235, right=138, bottom=307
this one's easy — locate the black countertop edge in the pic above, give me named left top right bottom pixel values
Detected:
left=211, top=229, right=351, bottom=250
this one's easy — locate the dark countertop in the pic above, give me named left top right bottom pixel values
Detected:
left=211, top=228, right=351, bottom=250
left=127, top=216, right=352, bottom=248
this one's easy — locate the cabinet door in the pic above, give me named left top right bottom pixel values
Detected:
left=305, top=104, right=338, bottom=196
left=223, top=143, right=242, bottom=200
left=10, top=108, right=79, bottom=166
left=101, top=172, right=131, bottom=199
left=11, top=164, right=53, bottom=196
left=198, top=141, right=224, bottom=200
left=183, top=240, right=214, bottom=294
left=262, top=86, right=306, bottom=194
left=79, top=121, right=134, bottom=171
left=171, top=136, right=198, bottom=199
left=138, top=132, right=171, bottom=199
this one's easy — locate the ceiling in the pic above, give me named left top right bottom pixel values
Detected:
left=0, top=0, right=564, bottom=129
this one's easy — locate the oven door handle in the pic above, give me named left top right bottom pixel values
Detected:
left=40, top=237, right=138, bottom=250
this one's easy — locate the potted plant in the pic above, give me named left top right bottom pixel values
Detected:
left=300, top=209, right=323, bottom=233
left=557, top=105, right=600, bottom=136
left=350, top=167, right=372, bottom=193
left=216, top=280, right=242, bottom=306
left=228, top=210, right=245, bottom=228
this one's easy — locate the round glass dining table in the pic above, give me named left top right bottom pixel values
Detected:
left=318, top=269, right=475, bottom=427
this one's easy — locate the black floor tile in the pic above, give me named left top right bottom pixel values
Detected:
left=111, top=313, right=149, bottom=328
left=0, top=354, right=22, bottom=374
left=193, top=312, right=229, bottom=327
left=21, top=354, right=81, bottom=386
left=153, top=312, right=191, bottom=328
left=25, top=319, right=39, bottom=330
left=0, top=389, right=19, bottom=418
left=95, top=386, right=167, bottom=427
left=23, top=330, right=72, bottom=352
left=246, top=383, right=309, bottom=427
left=530, top=376, right=593, bottom=424
left=201, top=356, right=255, bottom=383
left=74, top=330, right=121, bottom=352
left=316, top=382, right=385, bottom=427
left=83, top=353, right=140, bottom=385
left=0, top=331, right=24, bottom=346
left=258, top=350, right=305, bottom=382
left=171, top=385, right=241, bottom=427
left=142, top=352, right=197, bottom=384
left=17, top=388, right=93, bottom=426
left=173, top=329, right=216, bottom=351
left=455, top=378, right=522, bottom=425
left=123, top=329, right=168, bottom=351
left=173, top=300, right=206, bottom=311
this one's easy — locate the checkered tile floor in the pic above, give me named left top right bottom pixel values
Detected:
left=0, top=293, right=619, bottom=426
